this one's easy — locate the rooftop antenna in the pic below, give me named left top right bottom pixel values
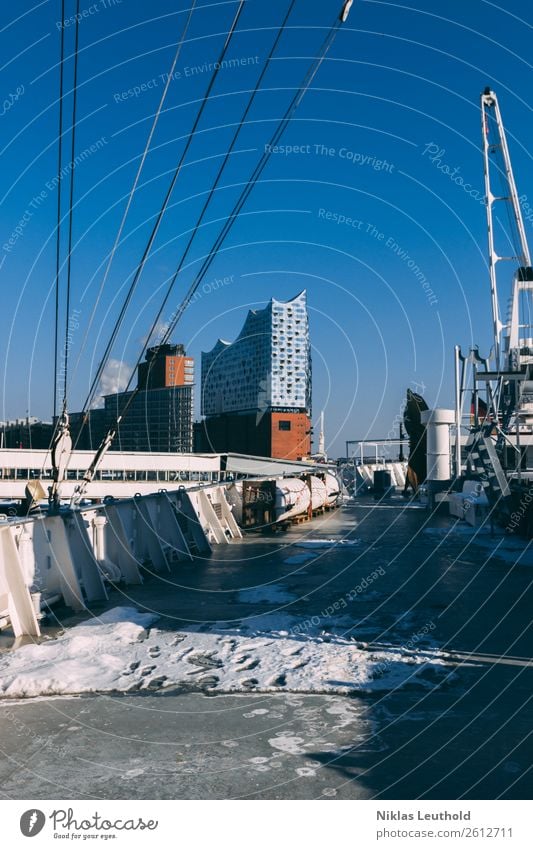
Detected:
left=318, top=410, right=326, bottom=458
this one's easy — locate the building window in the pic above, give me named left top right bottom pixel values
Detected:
left=278, top=420, right=291, bottom=431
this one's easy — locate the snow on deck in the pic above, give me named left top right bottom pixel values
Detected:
left=0, top=606, right=450, bottom=699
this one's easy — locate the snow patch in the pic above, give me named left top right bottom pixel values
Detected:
left=268, top=735, right=306, bottom=755
left=0, top=606, right=450, bottom=700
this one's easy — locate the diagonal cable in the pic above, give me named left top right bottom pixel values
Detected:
left=62, top=0, right=81, bottom=405
left=67, top=0, right=199, bottom=399
left=156, top=14, right=343, bottom=351
left=117, top=0, right=299, bottom=396
left=79, top=0, right=246, bottom=418
left=52, top=0, right=66, bottom=419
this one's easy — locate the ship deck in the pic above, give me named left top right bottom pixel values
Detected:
left=0, top=496, right=531, bottom=800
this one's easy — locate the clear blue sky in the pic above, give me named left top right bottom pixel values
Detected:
left=1, top=0, right=532, bottom=456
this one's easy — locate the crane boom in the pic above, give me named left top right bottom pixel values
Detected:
left=481, top=88, right=532, bottom=373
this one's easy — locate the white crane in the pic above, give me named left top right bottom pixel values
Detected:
left=481, top=87, right=532, bottom=374
left=455, top=89, right=533, bottom=485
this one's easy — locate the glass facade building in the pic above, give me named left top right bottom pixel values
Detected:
left=199, top=292, right=312, bottom=460
left=201, top=291, right=311, bottom=416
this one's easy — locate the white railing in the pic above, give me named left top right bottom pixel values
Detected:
left=0, top=484, right=241, bottom=638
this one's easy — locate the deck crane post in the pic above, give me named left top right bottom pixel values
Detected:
left=481, top=87, right=532, bottom=378
left=458, top=89, right=533, bottom=503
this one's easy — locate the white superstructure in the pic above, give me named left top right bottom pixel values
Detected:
left=0, top=449, right=334, bottom=500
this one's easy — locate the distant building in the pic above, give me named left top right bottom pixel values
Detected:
left=71, top=344, right=194, bottom=453
left=109, top=344, right=193, bottom=453
left=199, top=291, right=312, bottom=460
left=68, top=408, right=107, bottom=451
left=137, top=343, right=194, bottom=391
left=0, top=417, right=54, bottom=449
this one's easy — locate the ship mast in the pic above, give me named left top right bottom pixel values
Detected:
left=481, top=87, right=532, bottom=374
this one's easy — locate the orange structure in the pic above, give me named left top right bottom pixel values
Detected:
left=138, top=344, right=194, bottom=390
left=270, top=412, right=311, bottom=460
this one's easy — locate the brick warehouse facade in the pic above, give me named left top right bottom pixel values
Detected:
left=198, top=292, right=312, bottom=460
left=70, top=344, right=194, bottom=453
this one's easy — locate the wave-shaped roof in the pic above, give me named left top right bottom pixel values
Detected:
left=202, top=290, right=306, bottom=358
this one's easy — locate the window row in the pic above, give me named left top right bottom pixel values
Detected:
left=0, top=468, right=227, bottom=483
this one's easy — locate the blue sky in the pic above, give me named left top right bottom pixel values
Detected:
left=1, top=0, right=532, bottom=456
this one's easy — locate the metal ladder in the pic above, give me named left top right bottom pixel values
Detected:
left=464, top=423, right=511, bottom=507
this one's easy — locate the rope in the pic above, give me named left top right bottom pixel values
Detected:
left=52, top=0, right=66, bottom=420
left=102, top=12, right=343, bottom=432
left=78, top=0, right=246, bottom=419
left=158, top=14, right=343, bottom=350
left=123, top=0, right=299, bottom=395
left=62, top=0, right=81, bottom=406
left=71, top=4, right=351, bottom=501
left=67, top=0, right=199, bottom=399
